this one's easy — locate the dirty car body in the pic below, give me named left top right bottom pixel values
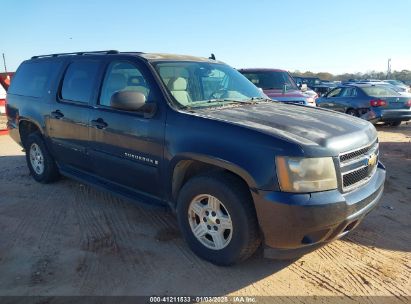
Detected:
left=6, top=51, right=385, bottom=264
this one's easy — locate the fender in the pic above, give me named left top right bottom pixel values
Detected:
left=167, top=152, right=260, bottom=204
left=171, top=152, right=258, bottom=188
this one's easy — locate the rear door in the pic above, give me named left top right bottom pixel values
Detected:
left=88, top=59, right=166, bottom=198
left=48, top=59, right=103, bottom=173
left=337, top=87, right=360, bottom=112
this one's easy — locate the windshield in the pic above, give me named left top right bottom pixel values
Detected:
left=362, top=86, right=399, bottom=97
left=153, top=61, right=266, bottom=108
left=241, top=71, right=299, bottom=90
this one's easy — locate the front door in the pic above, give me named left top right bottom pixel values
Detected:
left=88, top=60, right=165, bottom=198
left=323, top=87, right=343, bottom=112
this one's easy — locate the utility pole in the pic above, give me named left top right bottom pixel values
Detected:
left=387, top=58, right=391, bottom=79
left=2, top=53, right=7, bottom=73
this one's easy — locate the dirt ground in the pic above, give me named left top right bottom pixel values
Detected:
left=0, top=123, right=410, bottom=302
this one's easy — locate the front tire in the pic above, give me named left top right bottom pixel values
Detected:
left=176, top=172, right=261, bottom=266
left=25, top=132, right=60, bottom=183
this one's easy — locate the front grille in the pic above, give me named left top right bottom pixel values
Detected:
left=339, top=140, right=379, bottom=191
left=340, top=145, right=372, bottom=163
left=343, top=166, right=370, bottom=188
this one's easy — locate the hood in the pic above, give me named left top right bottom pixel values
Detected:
left=195, top=102, right=377, bottom=156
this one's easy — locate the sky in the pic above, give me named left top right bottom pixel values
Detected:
left=1, top=0, right=411, bottom=74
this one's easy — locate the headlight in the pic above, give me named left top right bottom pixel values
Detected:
left=276, top=157, right=337, bottom=192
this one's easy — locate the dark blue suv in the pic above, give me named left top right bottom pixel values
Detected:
left=6, top=51, right=385, bottom=265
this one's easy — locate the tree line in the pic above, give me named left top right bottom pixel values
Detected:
left=291, top=70, right=411, bottom=84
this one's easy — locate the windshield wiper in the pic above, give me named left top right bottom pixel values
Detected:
left=206, top=98, right=241, bottom=103
left=179, top=97, right=272, bottom=110
left=242, top=97, right=273, bottom=103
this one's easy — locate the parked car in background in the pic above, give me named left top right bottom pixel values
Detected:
left=239, top=69, right=316, bottom=106
left=0, top=73, right=13, bottom=115
left=383, top=79, right=410, bottom=93
left=344, top=80, right=409, bottom=95
left=294, top=76, right=337, bottom=96
left=7, top=51, right=385, bottom=265
left=316, top=84, right=411, bottom=126
left=0, top=82, right=6, bottom=115
left=301, top=86, right=318, bottom=99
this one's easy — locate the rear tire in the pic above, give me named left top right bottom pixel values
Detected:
left=176, top=172, right=261, bottom=266
left=346, top=109, right=359, bottom=117
left=25, top=132, right=60, bottom=183
left=386, top=121, right=401, bottom=127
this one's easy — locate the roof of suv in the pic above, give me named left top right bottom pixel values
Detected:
left=29, top=50, right=224, bottom=64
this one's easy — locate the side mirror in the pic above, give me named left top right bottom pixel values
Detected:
left=110, top=91, right=146, bottom=111
left=301, top=84, right=308, bottom=92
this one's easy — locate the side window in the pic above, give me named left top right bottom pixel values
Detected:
left=351, top=88, right=358, bottom=97
left=341, top=87, right=357, bottom=97
left=61, top=61, right=100, bottom=103
left=99, top=61, right=151, bottom=107
left=327, top=88, right=342, bottom=98
left=8, top=61, right=57, bottom=98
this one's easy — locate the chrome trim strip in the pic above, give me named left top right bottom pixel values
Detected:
left=339, top=139, right=378, bottom=159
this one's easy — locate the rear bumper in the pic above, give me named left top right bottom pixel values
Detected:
left=252, top=163, right=386, bottom=259
left=369, top=108, right=411, bottom=122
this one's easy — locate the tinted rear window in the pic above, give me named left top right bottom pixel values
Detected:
left=61, top=61, right=100, bottom=103
left=8, top=61, right=54, bottom=97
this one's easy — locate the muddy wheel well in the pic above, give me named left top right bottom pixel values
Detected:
left=171, top=160, right=250, bottom=205
left=19, top=121, right=40, bottom=148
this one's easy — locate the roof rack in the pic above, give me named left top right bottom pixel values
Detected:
left=31, top=50, right=119, bottom=59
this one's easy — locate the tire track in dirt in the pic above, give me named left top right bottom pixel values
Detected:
left=289, top=263, right=355, bottom=298
left=333, top=241, right=409, bottom=294
left=298, top=240, right=410, bottom=299
left=70, top=183, right=127, bottom=294
left=27, top=185, right=72, bottom=294
left=70, top=183, right=179, bottom=294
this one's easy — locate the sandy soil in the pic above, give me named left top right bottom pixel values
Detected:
left=0, top=123, right=409, bottom=302
left=0, top=115, right=7, bottom=130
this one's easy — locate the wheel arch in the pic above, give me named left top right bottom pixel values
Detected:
left=19, top=119, right=43, bottom=148
left=169, top=154, right=257, bottom=207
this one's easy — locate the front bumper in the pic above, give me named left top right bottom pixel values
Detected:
left=252, top=163, right=386, bottom=259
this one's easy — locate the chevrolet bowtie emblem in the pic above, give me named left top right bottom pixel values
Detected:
left=368, top=153, right=377, bottom=166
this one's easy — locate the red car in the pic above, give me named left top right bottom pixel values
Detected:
left=0, top=73, right=12, bottom=131
left=239, top=68, right=317, bottom=106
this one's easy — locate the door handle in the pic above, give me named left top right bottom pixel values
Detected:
left=51, top=110, right=64, bottom=119
left=91, top=118, right=108, bottom=129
